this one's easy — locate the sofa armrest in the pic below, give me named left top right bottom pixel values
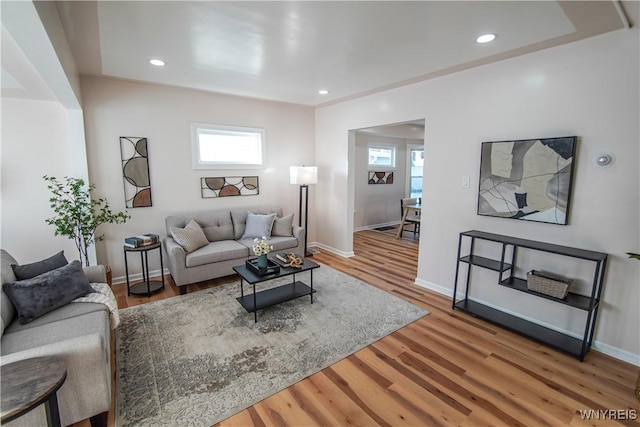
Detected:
left=163, top=236, right=188, bottom=285
left=83, top=265, right=107, bottom=284
left=1, top=333, right=110, bottom=426
left=292, top=225, right=305, bottom=242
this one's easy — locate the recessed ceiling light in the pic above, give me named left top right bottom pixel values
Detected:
left=149, top=59, right=166, bottom=67
left=318, top=89, right=329, bottom=95
left=476, top=34, right=496, bottom=44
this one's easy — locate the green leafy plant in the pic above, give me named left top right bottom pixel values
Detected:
left=627, top=253, right=640, bottom=261
left=44, top=175, right=130, bottom=266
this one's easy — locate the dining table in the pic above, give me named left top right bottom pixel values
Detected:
left=396, top=202, right=422, bottom=239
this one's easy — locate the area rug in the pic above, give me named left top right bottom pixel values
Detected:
left=115, top=264, right=429, bottom=426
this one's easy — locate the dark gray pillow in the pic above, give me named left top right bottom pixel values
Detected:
left=3, top=260, right=94, bottom=324
left=11, top=251, right=68, bottom=280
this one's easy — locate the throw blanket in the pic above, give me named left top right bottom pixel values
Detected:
left=72, top=283, right=120, bottom=329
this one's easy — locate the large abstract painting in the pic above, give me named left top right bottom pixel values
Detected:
left=201, top=176, right=259, bottom=198
left=120, top=137, right=152, bottom=208
left=477, top=136, right=577, bottom=225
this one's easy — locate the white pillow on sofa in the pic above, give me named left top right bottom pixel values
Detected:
left=272, top=213, right=294, bottom=237
left=241, top=212, right=277, bottom=239
left=170, top=219, right=209, bottom=253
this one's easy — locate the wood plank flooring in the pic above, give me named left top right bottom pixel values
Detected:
left=77, top=228, right=639, bottom=427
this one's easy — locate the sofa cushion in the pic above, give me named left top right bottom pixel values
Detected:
left=231, top=208, right=283, bottom=240
left=11, top=250, right=68, bottom=280
left=2, top=301, right=107, bottom=335
left=272, top=213, right=294, bottom=237
left=170, top=219, right=209, bottom=253
left=238, top=236, right=299, bottom=254
left=166, top=211, right=234, bottom=242
left=0, top=309, right=108, bottom=356
left=241, top=212, right=277, bottom=239
left=3, top=260, right=95, bottom=324
left=185, top=241, right=250, bottom=268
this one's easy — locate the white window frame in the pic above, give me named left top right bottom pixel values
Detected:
left=191, top=123, right=266, bottom=169
left=366, top=142, right=397, bottom=170
left=407, top=144, right=424, bottom=199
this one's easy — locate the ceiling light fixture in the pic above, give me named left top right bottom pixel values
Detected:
left=149, top=59, right=166, bottom=67
left=476, top=34, right=496, bottom=44
left=318, top=89, right=329, bottom=95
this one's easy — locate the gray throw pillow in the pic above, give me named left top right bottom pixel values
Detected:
left=272, top=213, right=294, bottom=237
left=3, top=260, right=94, bottom=324
left=170, top=219, right=209, bottom=253
left=241, top=212, right=277, bottom=239
left=11, top=251, right=68, bottom=280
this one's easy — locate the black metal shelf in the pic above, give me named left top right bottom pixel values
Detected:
left=454, top=299, right=584, bottom=357
left=460, top=255, right=512, bottom=272
left=452, top=230, right=608, bottom=361
left=236, top=281, right=315, bottom=313
left=498, top=277, right=595, bottom=311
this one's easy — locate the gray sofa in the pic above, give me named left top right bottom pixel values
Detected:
left=1, top=250, right=111, bottom=427
left=164, top=207, right=304, bottom=294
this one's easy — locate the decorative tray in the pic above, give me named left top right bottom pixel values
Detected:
left=246, top=258, right=280, bottom=276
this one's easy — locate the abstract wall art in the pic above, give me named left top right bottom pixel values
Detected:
left=477, top=136, right=577, bottom=225
left=120, top=137, right=152, bottom=208
left=368, top=171, right=394, bottom=184
left=201, top=176, right=259, bottom=198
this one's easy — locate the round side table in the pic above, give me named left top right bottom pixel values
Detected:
left=1, top=356, right=67, bottom=427
left=124, top=242, right=165, bottom=296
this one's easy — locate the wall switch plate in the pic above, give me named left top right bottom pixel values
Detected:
left=462, top=176, right=470, bottom=188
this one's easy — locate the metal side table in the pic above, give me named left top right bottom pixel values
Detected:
left=124, top=242, right=165, bottom=296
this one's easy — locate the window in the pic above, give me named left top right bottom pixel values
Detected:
left=408, top=145, right=424, bottom=199
left=192, top=123, right=266, bottom=169
left=367, top=143, right=396, bottom=169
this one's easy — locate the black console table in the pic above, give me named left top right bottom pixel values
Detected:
left=452, top=230, right=607, bottom=361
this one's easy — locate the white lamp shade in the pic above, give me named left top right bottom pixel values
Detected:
left=290, top=166, right=318, bottom=185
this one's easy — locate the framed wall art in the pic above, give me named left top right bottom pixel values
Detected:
left=201, top=176, right=259, bottom=198
left=477, top=136, right=577, bottom=225
left=368, top=171, right=394, bottom=184
left=120, top=137, right=152, bottom=207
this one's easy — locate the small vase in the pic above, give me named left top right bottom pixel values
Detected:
left=257, top=254, right=268, bottom=269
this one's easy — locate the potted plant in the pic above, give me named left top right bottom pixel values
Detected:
left=44, top=175, right=130, bottom=266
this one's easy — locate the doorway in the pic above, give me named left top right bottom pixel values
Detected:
left=349, top=119, right=425, bottom=242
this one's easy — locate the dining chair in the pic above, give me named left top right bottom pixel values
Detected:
left=400, top=197, right=420, bottom=236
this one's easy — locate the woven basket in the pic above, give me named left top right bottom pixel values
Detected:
left=526, top=270, right=572, bottom=299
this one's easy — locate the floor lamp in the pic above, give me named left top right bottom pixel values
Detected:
left=290, top=166, right=318, bottom=256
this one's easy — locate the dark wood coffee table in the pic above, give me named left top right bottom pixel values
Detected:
left=1, top=356, right=67, bottom=427
left=233, top=256, right=320, bottom=322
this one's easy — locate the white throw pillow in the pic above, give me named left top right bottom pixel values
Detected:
left=170, top=219, right=209, bottom=253
left=272, top=213, right=294, bottom=237
left=241, top=212, right=277, bottom=239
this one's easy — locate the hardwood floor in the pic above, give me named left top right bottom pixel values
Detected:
left=81, top=228, right=639, bottom=427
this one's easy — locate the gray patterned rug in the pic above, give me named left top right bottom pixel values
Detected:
left=115, top=264, right=428, bottom=426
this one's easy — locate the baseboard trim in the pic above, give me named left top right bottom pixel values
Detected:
left=354, top=221, right=400, bottom=233
left=413, top=279, right=640, bottom=366
left=112, top=268, right=169, bottom=286
left=309, top=242, right=354, bottom=258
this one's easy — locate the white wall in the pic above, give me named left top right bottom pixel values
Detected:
left=1, top=98, right=79, bottom=262
left=354, top=133, right=407, bottom=229
left=80, top=76, right=315, bottom=281
left=315, top=29, right=640, bottom=363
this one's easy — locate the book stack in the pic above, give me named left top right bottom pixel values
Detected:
left=124, top=233, right=160, bottom=248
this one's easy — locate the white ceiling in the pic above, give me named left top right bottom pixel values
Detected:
left=3, top=1, right=637, bottom=107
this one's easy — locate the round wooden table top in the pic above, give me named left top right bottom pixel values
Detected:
left=1, top=356, right=67, bottom=423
